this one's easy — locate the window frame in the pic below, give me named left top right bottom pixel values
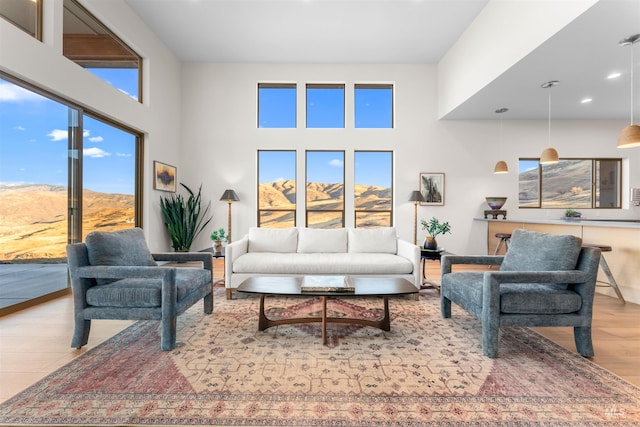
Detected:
left=257, top=149, right=297, bottom=228
left=0, top=0, right=42, bottom=40
left=354, top=83, right=394, bottom=129
left=354, top=150, right=394, bottom=228
left=305, top=150, right=345, bottom=228
left=257, top=83, right=297, bottom=128
left=305, top=83, right=345, bottom=129
left=518, top=157, right=622, bottom=209
left=63, top=0, right=143, bottom=103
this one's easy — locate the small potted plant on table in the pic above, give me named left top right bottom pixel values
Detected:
left=420, top=217, right=451, bottom=250
left=210, top=228, right=227, bottom=253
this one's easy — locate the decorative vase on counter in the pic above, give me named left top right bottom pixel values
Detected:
left=424, top=236, right=438, bottom=250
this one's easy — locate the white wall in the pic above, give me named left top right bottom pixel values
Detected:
left=181, top=63, right=640, bottom=254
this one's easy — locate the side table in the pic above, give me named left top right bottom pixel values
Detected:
left=420, top=248, right=448, bottom=292
left=201, top=247, right=226, bottom=287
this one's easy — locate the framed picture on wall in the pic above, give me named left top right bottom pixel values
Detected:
left=153, top=161, right=177, bottom=192
left=419, top=172, right=445, bottom=206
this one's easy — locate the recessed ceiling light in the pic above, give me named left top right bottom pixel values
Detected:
left=608, top=72, right=622, bottom=79
left=581, top=98, right=593, bottom=104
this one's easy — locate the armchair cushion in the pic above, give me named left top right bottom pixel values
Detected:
left=85, top=268, right=212, bottom=308
left=500, top=229, right=582, bottom=272
left=85, top=228, right=156, bottom=284
left=442, top=272, right=582, bottom=315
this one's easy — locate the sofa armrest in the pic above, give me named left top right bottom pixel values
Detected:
left=441, top=255, right=504, bottom=275
left=225, top=236, right=249, bottom=280
left=153, top=252, right=213, bottom=272
left=397, top=238, right=421, bottom=287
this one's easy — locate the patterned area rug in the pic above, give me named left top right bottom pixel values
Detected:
left=1, top=287, right=639, bottom=426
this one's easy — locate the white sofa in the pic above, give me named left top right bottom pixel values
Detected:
left=224, top=227, right=420, bottom=299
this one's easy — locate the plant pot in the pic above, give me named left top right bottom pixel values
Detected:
left=212, top=242, right=223, bottom=253
left=424, top=237, right=438, bottom=250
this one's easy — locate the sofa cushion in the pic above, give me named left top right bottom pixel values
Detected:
left=297, top=228, right=347, bottom=253
left=347, top=227, right=397, bottom=254
left=233, top=253, right=413, bottom=275
left=85, top=268, right=210, bottom=308
left=248, top=227, right=298, bottom=253
left=500, top=229, right=582, bottom=272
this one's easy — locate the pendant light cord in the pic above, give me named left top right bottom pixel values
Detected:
left=630, top=45, right=634, bottom=125
left=548, top=91, right=552, bottom=146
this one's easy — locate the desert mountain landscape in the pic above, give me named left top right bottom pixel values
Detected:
left=0, top=184, right=134, bottom=262
left=519, top=161, right=594, bottom=208
left=258, top=180, right=391, bottom=228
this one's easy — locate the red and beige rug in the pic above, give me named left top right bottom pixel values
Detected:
left=1, top=288, right=639, bottom=426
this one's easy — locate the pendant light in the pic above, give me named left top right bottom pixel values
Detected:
left=540, top=81, right=559, bottom=164
left=493, top=108, right=509, bottom=173
left=618, top=34, right=640, bottom=148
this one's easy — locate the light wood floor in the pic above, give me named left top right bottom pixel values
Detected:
left=1, top=261, right=638, bottom=403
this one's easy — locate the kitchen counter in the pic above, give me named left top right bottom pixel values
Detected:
left=475, top=217, right=640, bottom=229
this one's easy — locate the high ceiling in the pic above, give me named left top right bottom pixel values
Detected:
left=124, top=0, right=640, bottom=120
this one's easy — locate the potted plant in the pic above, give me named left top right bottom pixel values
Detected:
left=565, top=209, right=582, bottom=220
left=160, top=183, right=212, bottom=251
left=420, top=217, right=451, bottom=250
left=210, top=228, right=227, bottom=253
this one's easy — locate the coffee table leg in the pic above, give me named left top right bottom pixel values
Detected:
left=258, top=294, right=269, bottom=331
left=322, top=296, right=327, bottom=345
left=380, top=296, right=391, bottom=331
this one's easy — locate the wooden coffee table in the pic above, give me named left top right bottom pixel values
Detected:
left=237, top=276, right=417, bottom=344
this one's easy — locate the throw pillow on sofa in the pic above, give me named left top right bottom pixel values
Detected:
left=297, top=228, right=347, bottom=253
left=248, top=227, right=298, bottom=253
left=347, top=227, right=397, bottom=254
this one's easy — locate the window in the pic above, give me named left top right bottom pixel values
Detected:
left=63, top=0, right=142, bottom=102
left=355, top=84, right=393, bottom=128
left=306, top=151, right=345, bottom=228
left=258, top=83, right=296, bottom=128
left=354, top=151, right=393, bottom=227
left=518, top=158, right=621, bottom=209
left=0, top=0, right=42, bottom=39
left=0, top=74, right=142, bottom=309
left=306, top=84, right=345, bottom=128
left=257, top=150, right=297, bottom=227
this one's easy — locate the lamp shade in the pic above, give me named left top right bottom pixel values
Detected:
left=409, top=190, right=425, bottom=203
left=617, top=124, right=640, bottom=148
left=493, top=160, right=509, bottom=174
left=220, top=189, right=239, bottom=202
left=540, top=147, right=559, bottom=164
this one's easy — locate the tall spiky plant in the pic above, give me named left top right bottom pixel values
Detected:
left=160, top=183, right=212, bottom=251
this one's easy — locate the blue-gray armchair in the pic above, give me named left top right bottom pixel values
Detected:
left=440, top=229, right=600, bottom=358
left=66, top=228, right=213, bottom=351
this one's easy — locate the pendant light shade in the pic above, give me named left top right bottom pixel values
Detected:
left=618, top=125, right=640, bottom=148
left=540, top=147, right=559, bottom=164
left=493, top=108, right=509, bottom=174
left=618, top=34, right=640, bottom=148
left=493, top=160, right=509, bottom=173
left=541, top=81, right=559, bottom=164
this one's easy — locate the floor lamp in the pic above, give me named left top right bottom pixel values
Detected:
left=409, top=191, right=425, bottom=245
left=220, top=189, right=239, bottom=243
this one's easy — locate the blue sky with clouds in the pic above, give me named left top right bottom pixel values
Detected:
left=0, top=71, right=137, bottom=194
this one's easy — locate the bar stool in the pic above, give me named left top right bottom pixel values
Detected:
left=493, top=233, right=511, bottom=255
left=582, top=243, right=625, bottom=303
